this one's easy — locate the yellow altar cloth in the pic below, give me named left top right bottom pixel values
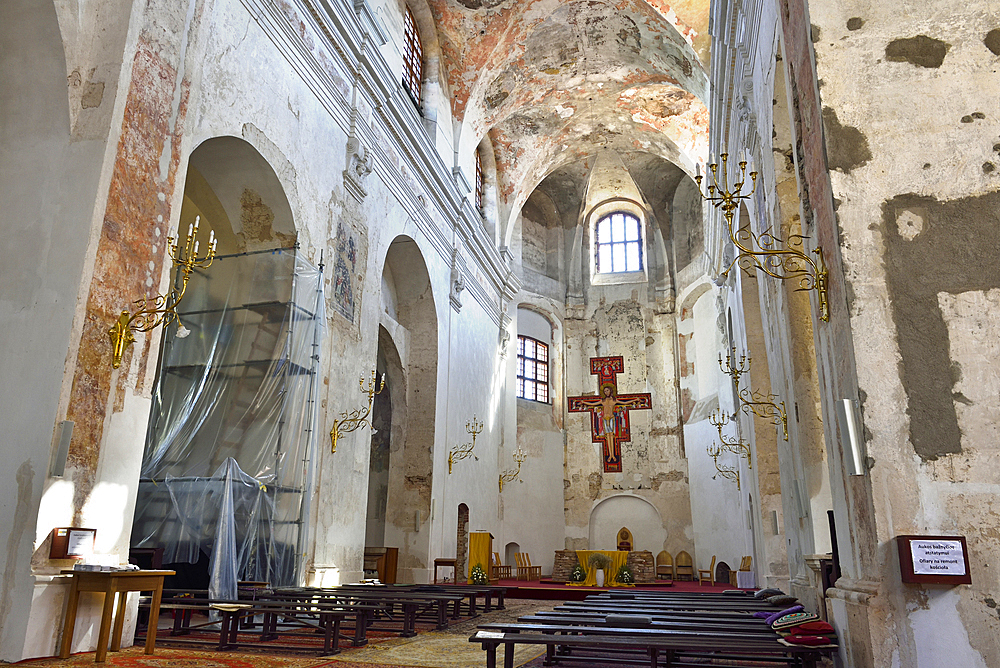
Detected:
left=468, top=532, right=492, bottom=583
left=575, top=550, right=630, bottom=586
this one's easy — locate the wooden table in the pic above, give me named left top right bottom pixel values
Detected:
left=60, top=569, right=174, bottom=663
left=433, top=558, right=457, bottom=584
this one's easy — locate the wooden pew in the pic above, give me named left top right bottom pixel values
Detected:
left=470, top=627, right=833, bottom=668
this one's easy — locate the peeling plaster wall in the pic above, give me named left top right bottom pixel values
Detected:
left=805, top=2, right=1000, bottom=664
left=562, top=276, right=691, bottom=556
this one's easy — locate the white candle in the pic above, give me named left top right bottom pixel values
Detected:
left=188, top=223, right=193, bottom=237
left=209, top=229, right=215, bottom=243
left=194, top=216, right=200, bottom=231
left=194, top=240, right=199, bottom=254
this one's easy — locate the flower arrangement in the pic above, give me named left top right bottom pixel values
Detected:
left=470, top=563, right=488, bottom=585
left=570, top=563, right=586, bottom=583
left=616, top=563, right=634, bottom=585
left=588, top=553, right=611, bottom=571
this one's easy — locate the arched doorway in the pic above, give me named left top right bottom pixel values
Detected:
left=456, top=503, right=470, bottom=580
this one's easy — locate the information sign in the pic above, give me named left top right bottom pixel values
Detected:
left=896, top=535, right=972, bottom=585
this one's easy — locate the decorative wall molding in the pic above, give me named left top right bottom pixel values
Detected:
left=240, top=0, right=519, bottom=327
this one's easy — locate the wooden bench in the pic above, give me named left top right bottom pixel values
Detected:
left=139, top=596, right=351, bottom=654
left=470, top=627, right=834, bottom=668
left=511, top=615, right=777, bottom=636
left=269, top=587, right=463, bottom=637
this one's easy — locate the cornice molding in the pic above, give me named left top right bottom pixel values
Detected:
left=240, top=0, right=515, bottom=327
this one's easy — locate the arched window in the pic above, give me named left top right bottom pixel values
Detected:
left=402, top=7, right=423, bottom=106
left=475, top=149, right=484, bottom=213
left=595, top=211, right=643, bottom=273
left=517, top=335, right=549, bottom=403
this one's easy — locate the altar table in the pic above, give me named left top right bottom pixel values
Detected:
left=575, top=550, right=630, bottom=586
left=59, top=569, right=174, bottom=663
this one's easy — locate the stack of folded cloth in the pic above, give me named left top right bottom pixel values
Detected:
left=772, top=614, right=838, bottom=648
left=748, top=594, right=838, bottom=648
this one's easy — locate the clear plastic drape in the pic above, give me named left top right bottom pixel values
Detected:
left=131, top=250, right=325, bottom=601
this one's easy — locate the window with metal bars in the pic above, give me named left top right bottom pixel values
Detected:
left=475, top=150, right=484, bottom=212
left=595, top=211, right=643, bottom=273
left=516, top=335, right=549, bottom=403
left=402, top=7, right=422, bottom=106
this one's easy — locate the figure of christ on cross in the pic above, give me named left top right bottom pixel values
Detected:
left=568, top=356, right=652, bottom=473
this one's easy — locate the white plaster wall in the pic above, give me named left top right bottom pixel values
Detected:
left=0, top=0, right=131, bottom=660
left=685, top=418, right=745, bottom=571
left=589, top=495, right=667, bottom=553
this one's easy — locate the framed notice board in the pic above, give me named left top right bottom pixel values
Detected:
left=896, top=535, right=972, bottom=585
left=49, top=527, right=96, bottom=559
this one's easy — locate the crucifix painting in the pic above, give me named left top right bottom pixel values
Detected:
left=568, top=356, right=652, bottom=473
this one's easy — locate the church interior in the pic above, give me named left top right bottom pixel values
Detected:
left=2, top=0, right=999, bottom=665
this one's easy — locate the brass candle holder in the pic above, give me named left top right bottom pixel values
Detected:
left=108, top=216, right=217, bottom=368
left=498, top=446, right=527, bottom=493
left=709, top=409, right=752, bottom=469
left=719, top=347, right=751, bottom=386
left=707, top=441, right=741, bottom=491
left=696, top=153, right=829, bottom=321
left=330, top=369, right=385, bottom=453
left=739, top=387, right=789, bottom=441
left=449, top=415, right=483, bottom=474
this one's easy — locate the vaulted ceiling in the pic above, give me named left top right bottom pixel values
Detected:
left=420, top=0, right=711, bottom=244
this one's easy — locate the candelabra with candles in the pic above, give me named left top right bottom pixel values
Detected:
left=696, top=153, right=829, bottom=321
left=709, top=408, right=752, bottom=468
left=330, top=369, right=385, bottom=453
left=707, top=441, right=741, bottom=491
left=109, top=216, right=217, bottom=369
left=449, top=415, right=483, bottom=474
left=498, top=445, right=527, bottom=492
left=719, top=347, right=751, bottom=386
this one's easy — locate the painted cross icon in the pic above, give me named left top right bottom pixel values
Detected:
left=568, top=356, right=652, bottom=473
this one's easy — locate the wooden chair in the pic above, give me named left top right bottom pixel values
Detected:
left=698, top=555, right=717, bottom=586
left=674, top=550, right=694, bottom=580
left=514, top=552, right=541, bottom=581
left=655, top=550, right=674, bottom=581
left=736, top=555, right=755, bottom=588
left=491, top=552, right=512, bottom=580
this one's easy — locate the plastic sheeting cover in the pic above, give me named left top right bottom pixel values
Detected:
left=131, top=250, right=325, bottom=601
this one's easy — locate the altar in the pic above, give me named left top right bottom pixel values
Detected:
left=551, top=549, right=655, bottom=584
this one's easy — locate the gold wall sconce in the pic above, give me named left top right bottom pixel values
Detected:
left=109, top=217, right=217, bottom=368
left=719, top=347, right=751, bottom=385
left=498, top=445, right=527, bottom=493
left=449, top=415, right=483, bottom=474
left=696, top=153, right=830, bottom=321
left=739, top=388, right=789, bottom=441
left=707, top=441, right=740, bottom=491
left=330, top=369, right=385, bottom=453
left=709, top=409, right=752, bottom=469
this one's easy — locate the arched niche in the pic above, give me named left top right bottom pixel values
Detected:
left=380, top=235, right=438, bottom=583
left=588, top=495, right=666, bottom=553
left=184, top=136, right=296, bottom=252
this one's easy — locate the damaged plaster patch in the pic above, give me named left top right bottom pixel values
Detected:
left=0, top=461, right=33, bottom=648
left=985, top=30, right=1000, bottom=56
left=910, top=588, right=988, bottom=667
left=896, top=208, right=925, bottom=240
left=81, top=81, right=105, bottom=109
left=882, top=190, right=1000, bottom=459
left=885, top=35, right=951, bottom=68
left=938, top=289, right=1000, bottom=448
left=822, top=107, right=872, bottom=172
